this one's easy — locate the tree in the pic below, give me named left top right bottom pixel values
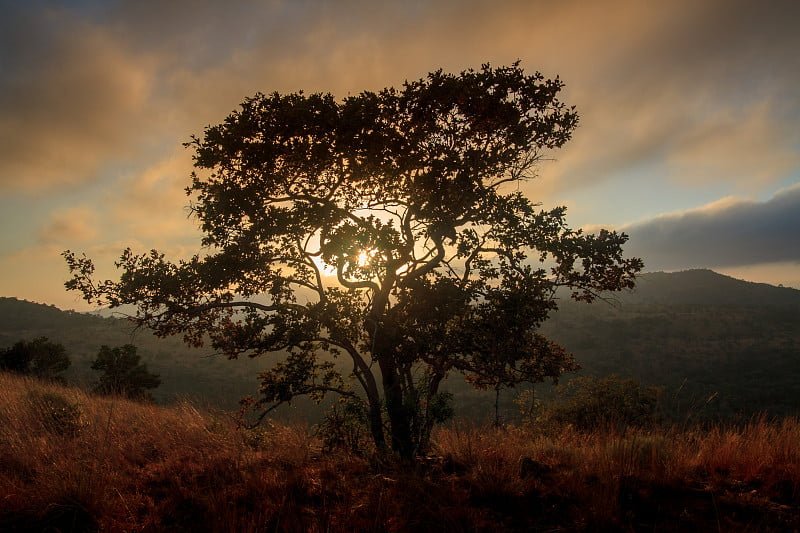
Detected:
left=64, top=63, right=642, bottom=458
left=0, top=337, right=71, bottom=383
left=91, top=344, right=161, bottom=401
left=539, top=375, right=661, bottom=431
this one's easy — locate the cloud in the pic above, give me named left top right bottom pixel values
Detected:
left=38, top=206, right=98, bottom=245
left=667, top=103, right=800, bottom=187
left=108, top=150, right=200, bottom=242
left=623, top=184, right=800, bottom=271
left=4, top=0, right=798, bottom=195
left=0, top=3, right=157, bottom=191
left=0, top=239, right=198, bottom=311
left=533, top=0, right=800, bottom=196
left=133, top=0, right=799, bottom=210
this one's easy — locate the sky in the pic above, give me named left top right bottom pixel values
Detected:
left=1, top=0, right=798, bottom=311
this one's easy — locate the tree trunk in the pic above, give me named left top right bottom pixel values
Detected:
left=419, top=371, right=445, bottom=454
left=367, top=305, right=416, bottom=458
left=367, top=397, right=386, bottom=451
left=378, top=355, right=415, bottom=458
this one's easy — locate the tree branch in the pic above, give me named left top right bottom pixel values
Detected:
left=185, top=300, right=307, bottom=316
left=243, top=386, right=362, bottom=429
left=400, top=233, right=446, bottom=287
left=336, top=262, right=379, bottom=292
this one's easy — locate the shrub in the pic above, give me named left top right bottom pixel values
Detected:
left=537, top=375, right=661, bottom=432
left=24, top=390, right=83, bottom=437
left=317, top=397, right=371, bottom=454
left=91, top=344, right=161, bottom=401
left=1, top=337, right=71, bottom=383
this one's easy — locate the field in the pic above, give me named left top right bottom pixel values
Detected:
left=1, top=371, right=798, bottom=532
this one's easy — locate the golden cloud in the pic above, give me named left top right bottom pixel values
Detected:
left=0, top=7, right=156, bottom=191
left=107, top=150, right=201, bottom=243
left=668, top=103, right=800, bottom=188
left=38, top=206, right=99, bottom=245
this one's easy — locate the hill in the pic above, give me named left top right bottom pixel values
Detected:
left=542, top=269, right=800, bottom=420
left=0, top=297, right=272, bottom=411
left=613, top=269, right=800, bottom=308
left=2, top=269, right=799, bottom=421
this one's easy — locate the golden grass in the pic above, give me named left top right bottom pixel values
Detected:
left=1, top=371, right=798, bottom=532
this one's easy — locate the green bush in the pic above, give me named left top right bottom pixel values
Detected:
left=25, top=390, right=83, bottom=437
left=535, top=375, right=661, bottom=432
left=1, top=337, right=71, bottom=383
left=91, top=344, right=161, bottom=401
left=317, top=397, right=371, bottom=454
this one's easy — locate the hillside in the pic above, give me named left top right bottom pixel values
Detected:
left=2, top=269, right=799, bottom=421
left=0, top=297, right=270, bottom=411
left=612, top=269, right=800, bottom=308
left=543, top=270, right=800, bottom=420
left=1, top=372, right=798, bottom=532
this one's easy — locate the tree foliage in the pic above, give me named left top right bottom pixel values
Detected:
left=91, top=344, right=161, bottom=401
left=540, top=375, right=661, bottom=431
left=0, top=337, right=71, bottom=383
left=65, top=63, right=642, bottom=457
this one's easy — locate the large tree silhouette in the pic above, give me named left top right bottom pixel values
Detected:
left=65, top=63, right=642, bottom=457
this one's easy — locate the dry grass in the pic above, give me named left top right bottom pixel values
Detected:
left=1, top=372, right=798, bottom=532
left=434, top=421, right=800, bottom=531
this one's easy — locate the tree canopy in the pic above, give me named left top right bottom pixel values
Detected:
left=65, top=63, right=642, bottom=457
left=537, top=375, right=662, bottom=431
left=91, top=344, right=161, bottom=401
left=0, top=337, right=71, bottom=383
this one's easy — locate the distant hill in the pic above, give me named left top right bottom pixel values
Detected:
left=543, top=270, right=800, bottom=421
left=0, top=297, right=272, bottom=411
left=2, top=269, right=799, bottom=422
left=615, top=269, right=800, bottom=308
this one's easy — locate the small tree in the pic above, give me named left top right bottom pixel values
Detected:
left=539, top=375, right=661, bottom=431
left=65, top=63, right=642, bottom=457
left=91, top=344, right=161, bottom=401
left=0, top=337, right=71, bottom=383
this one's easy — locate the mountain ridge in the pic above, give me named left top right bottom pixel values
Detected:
left=617, top=269, right=800, bottom=308
left=2, top=269, right=799, bottom=420
left=5, top=269, right=799, bottom=316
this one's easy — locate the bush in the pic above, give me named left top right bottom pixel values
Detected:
left=91, top=344, right=161, bottom=401
left=25, top=390, right=83, bottom=437
left=536, top=375, right=661, bottom=432
left=317, top=397, right=371, bottom=454
left=1, top=337, right=71, bottom=383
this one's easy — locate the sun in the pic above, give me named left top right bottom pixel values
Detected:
left=356, top=249, right=375, bottom=268
left=309, top=248, right=378, bottom=278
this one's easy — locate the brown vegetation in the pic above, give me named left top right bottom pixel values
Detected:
left=1, top=372, right=798, bottom=532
